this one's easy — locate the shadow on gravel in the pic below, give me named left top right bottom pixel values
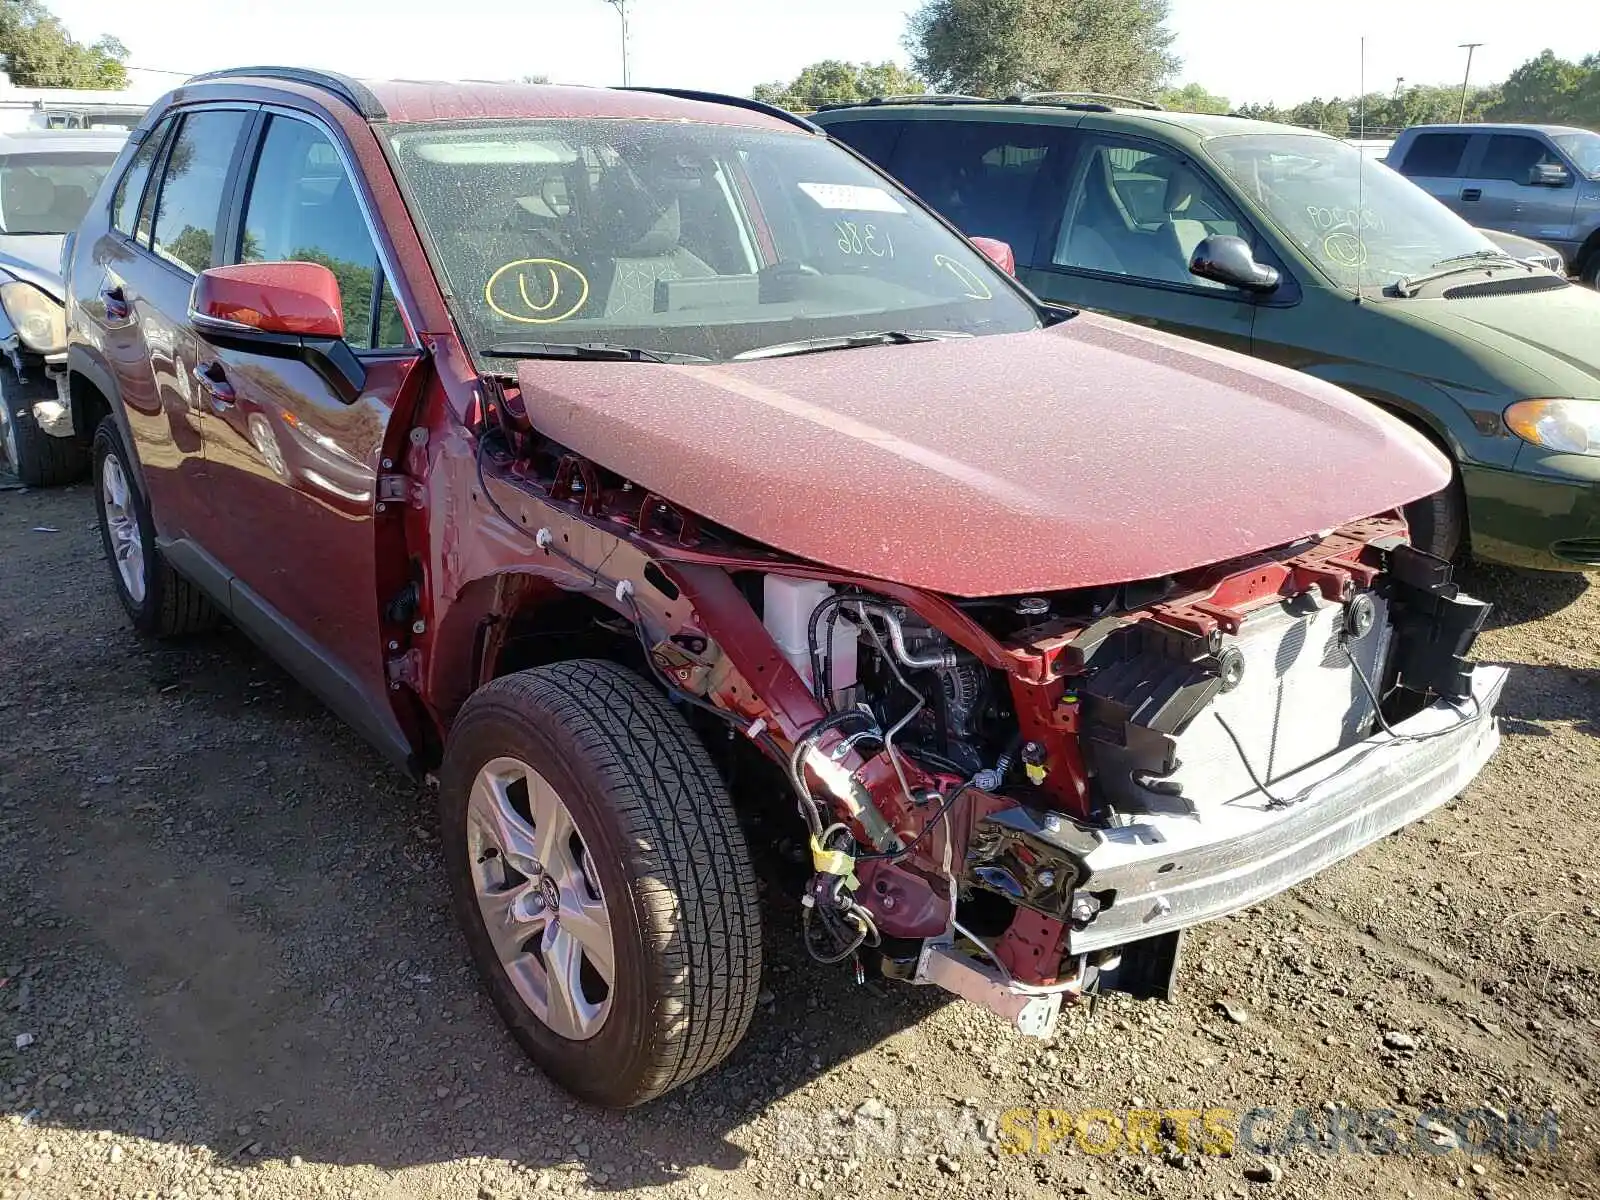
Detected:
left=0, top=508, right=950, bottom=1193
left=1493, top=664, right=1600, bottom=738
left=1456, top=560, right=1591, bottom=628
left=1452, top=562, right=1599, bottom=736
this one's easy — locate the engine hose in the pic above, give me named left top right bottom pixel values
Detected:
left=806, top=591, right=859, bottom=709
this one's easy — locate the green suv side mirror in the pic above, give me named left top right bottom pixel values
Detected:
left=1189, top=234, right=1281, bottom=294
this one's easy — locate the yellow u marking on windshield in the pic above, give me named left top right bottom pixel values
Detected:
left=485, top=258, right=590, bottom=324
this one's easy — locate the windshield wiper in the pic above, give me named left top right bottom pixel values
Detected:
left=732, top=329, right=969, bottom=362
left=1391, top=250, right=1524, bottom=298
left=482, top=341, right=710, bottom=364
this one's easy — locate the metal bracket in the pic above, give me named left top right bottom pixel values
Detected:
left=385, top=648, right=423, bottom=690
left=377, top=474, right=426, bottom=509
left=914, top=942, right=1065, bottom=1038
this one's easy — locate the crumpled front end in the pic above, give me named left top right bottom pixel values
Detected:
left=465, top=400, right=1502, bottom=1040
left=661, top=517, right=1504, bottom=1036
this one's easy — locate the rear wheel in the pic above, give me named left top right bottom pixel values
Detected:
left=91, top=417, right=219, bottom=637
left=440, top=660, right=761, bottom=1107
left=0, top=367, right=85, bottom=487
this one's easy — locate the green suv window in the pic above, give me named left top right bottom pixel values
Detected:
left=1055, top=140, right=1242, bottom=289
left=1205, top=133, right=1494, bottom=288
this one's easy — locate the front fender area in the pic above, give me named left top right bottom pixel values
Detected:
left=1293, top=361, right=1514, bottom=470
left=418, top=432, right=683, bottom=734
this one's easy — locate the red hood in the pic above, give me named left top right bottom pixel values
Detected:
left=514, top=315, right=1449, bottom=596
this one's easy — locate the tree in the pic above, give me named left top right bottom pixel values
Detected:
left=1488, top=50, right=1598, bottom=125
left=1232, top=100, right=1287, bottom=123
left=0, top=0, right=128, bottom=88
left=1158, top=82, right=1229, bottom=114
left=906, top=0, right=1177, bottom=100
left=1286, top=97, right=1349, bottom=137
left=751, top=60, right=926, bottom=112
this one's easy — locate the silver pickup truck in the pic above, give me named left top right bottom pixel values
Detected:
left=1390, top=123, right=1600, bottom=285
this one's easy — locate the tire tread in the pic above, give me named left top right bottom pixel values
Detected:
left=91, top=417, right=219, bottom=638
left=452, top=660, right=761, bottom=1103
left=2, top=373, right=86, bottom=487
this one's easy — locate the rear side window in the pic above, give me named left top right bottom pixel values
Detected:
left=149, top=109, right=248, bottom=274
left=237, top=114, right=404, bottom=349
left=110, top=117, right=172, bottom=236
left=1479, top=135, right=1560, bottom=183
left=1398, top=132, right=1470, bottom=179
left=889, top=120, right=1067, bottom=262
left=827, top=119, right=906, bottom=172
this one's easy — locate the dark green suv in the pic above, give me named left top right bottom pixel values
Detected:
left=815, top=97, right=1600, bottom=571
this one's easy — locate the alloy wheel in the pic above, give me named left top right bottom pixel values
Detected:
left=466, top=756, right=615, bottom=1041
left=101, top=452, right=146, bottom=604
left=0, top=396, right=16, bottom=473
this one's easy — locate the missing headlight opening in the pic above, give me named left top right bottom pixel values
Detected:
left=471, top=405, right=1502, bottom=1041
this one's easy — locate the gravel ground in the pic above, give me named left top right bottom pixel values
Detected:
left=2, top=479, right=1598, bottom=1200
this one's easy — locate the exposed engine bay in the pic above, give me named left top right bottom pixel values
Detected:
left=729, top=526, right=1498, bottom=1031
left=465, top=392, right=1505, bottom=1039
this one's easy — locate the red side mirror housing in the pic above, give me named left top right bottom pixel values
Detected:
left=970, top=236, right=1016, bottom=277
left=192, top=262, right=345, bottom=339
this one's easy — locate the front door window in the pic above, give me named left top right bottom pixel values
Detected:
left=1054, top=142, right=1243, bottom=290
left=236, top=115, right=405, bottom=348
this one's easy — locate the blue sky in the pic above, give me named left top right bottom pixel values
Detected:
left=49, top=0, right=1600, bottom=108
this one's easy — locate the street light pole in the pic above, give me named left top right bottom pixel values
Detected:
left=603, top=0, right=630, bottom=87
left=1457, top=43, right=1483, bottom=122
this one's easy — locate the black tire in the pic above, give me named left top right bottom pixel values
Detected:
left=91, top=417, right=220, bottom=637
left=1404, top=471, right=1468, bottom=563
left=0, top=366, right=86, bottom=487
left=440, top=660, right=762, bottom=1108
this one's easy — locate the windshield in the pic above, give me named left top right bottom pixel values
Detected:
left=1551, top=130, right=1600, bottom=178
left=384, top=119, right=1038, bottom=362
left=1203, top=133, right=1500, bottom=290
left=0, top=151, right=118, bottom=235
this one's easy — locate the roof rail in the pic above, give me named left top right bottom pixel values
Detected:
left=621, top=87, right=822, bottom=134
left=816, top=93, right=993, bottom=111
left=1008, top=91, right=1164, bottom=111
left=872, top=92, right=991, bottom=104
left=184, top=66, right=387, bottom=120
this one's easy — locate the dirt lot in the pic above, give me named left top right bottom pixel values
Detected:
left=1, top=478, right=1597, bottom=1200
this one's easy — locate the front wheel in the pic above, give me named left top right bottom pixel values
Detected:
left=1404, top=472, right=1468, bottom=563
left=0, top=368, right=85, bottom=486
left=440, top=660, right=762, bottom=1107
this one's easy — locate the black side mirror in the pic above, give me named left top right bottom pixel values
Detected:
left=1527, top=162, right=1570, bottom=187
left=1189, top=234, right=1280, bottom=293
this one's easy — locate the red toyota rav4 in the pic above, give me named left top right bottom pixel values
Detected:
left=64, top=68, right=1505, bottom=1107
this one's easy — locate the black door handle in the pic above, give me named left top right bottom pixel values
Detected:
left=102, top=285, right=131, bottom=322
left=1460, top=188, right=1482, bottom=202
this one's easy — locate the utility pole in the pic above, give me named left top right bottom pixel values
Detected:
left=1457, top=43, right=1483, bottom=122
left=603, top=0, right=630, bottom=87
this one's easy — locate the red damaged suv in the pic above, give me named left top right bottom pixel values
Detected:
left=64, top=69, right=1505, bottom=1107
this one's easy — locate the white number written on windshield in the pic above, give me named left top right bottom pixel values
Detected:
left=835, top=220, right=895, bottom=259
left=1304, top=203, right=1386, bottom=234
